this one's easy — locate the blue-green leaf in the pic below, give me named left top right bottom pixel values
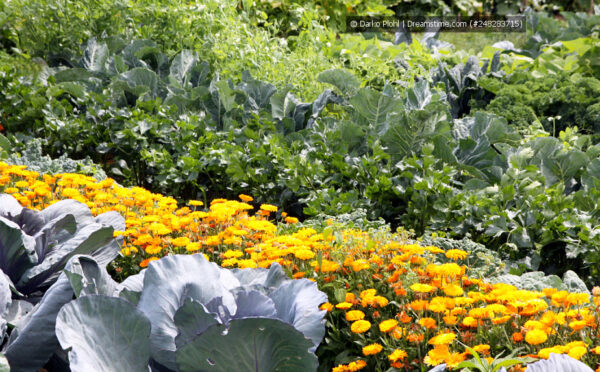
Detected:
left=56, top=295, right=151, bottom=372
left=176, top=318, right=318, bottom=372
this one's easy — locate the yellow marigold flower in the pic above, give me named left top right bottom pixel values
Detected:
left=472, top=344, right=490, bottom=354
left=379, top=319, right=398, bottom=333
left=171, top=236, right=190, bottom=247
left=443, top=284, right=464, bottom=297
left=350, top=320, right=371, bottom=334
left=238, top=194, right=253, bottom=202
left=592, top=346, right=600, bottom=355
left=388, top=349, right=408, bottom=362
left=14, top=180, right=29, bottom=188
left=34, top=187, right=50, bottom=197
left=564, top=341, right=586, bottom=351
left=145, top=245, right=162, bottom=255
left=61, top=187, right=81, bottom=198
left=538, top=346, right=564, bottom=359
left=568, top=346, right=587, bottom=360
left=293, top=249, right=315, bottom=260
left=362, top=343, right=383, bottom=356
left=204, top=235, right=221, bottom=246
left=148, top=222, right=172, bottom=236
left=185, top=242, right=201, bottom=252
left=365, top=296, right=388, bottom=308
left=428, top=333, right=456, bottom=345
left=461, top=317, right=478, bottom=328
left=223, top=250, right=244, bottom=259
left=445, top=249, right=468, bottom=260
left=346, top=310, right=365, bottom=321
left=237, top=259, right=257, bottom=269
left=410, top=283, right=435, bottom=293
left=260, top=204, right=278, bottom=212
left=351, top=259, right=370, bottom=272
left=525, top=329, right=548, bottom=345
left=335, top=302, right=353, bottom=310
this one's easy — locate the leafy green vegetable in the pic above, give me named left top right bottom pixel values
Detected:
left=56, top=295, right=152, bottom=372
left=0, top=194, right=123, bottom=295
left=17, top=254, right=327, bottom=371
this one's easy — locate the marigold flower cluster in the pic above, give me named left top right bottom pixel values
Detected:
left=0, top=162, right=301, bottom=273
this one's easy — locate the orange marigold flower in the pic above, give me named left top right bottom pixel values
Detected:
left=407, top=333, right=424, bottom=343
left=443, top=315, right=459, bottom=325
left=362, top=343, right=383, bottom=356
left=418, top=317, right=436, bottom=329
left=409, top=300, right=428, bottom=311
left=398, top=312, right=413, bottom=323
left=320, top=302, right=334, bottom=312
left=569, top=320, right=587, bottom=331
left=512, top=332, right=523, bottom=342
left=346, top=293, right=356, bottom=303
left=140, top=257, right=159, bottom=268
left=285, top=216, right=299, bottom=224
left=238, top=194, right=253, bottom=202
left=388, top=349, right=408, bottom=362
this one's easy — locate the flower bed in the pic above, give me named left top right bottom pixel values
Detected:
left=1, top=161, right=599, bottom=371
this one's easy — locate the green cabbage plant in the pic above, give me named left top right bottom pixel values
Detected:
left=5, top=253, right=327, bottom=372
left=0, top=194, right=124, bottom=371
left=0, top=194, right=123, bottom=295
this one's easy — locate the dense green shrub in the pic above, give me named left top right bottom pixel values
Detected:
left=478, top=72, right=600, bottom=136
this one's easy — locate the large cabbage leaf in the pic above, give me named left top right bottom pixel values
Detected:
left=56, top=295, right=151, bottom=372
left=176, top=318, right=318, bottom=372
left=526, top=353, right=593, bottom=372
left=5, top=274, right=74, bottom=372
left=268, top=279, right=327, bottom=352
left=136, top=254, right=240, bottom=370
